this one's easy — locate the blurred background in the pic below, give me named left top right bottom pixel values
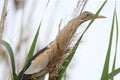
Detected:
left=0, top=0, right=120, bottom=80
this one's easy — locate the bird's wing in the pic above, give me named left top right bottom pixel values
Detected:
left=24, top=47, right=50, bottom=74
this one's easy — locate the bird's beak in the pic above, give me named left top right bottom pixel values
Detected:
left=96, top=15, right=106, bottom=18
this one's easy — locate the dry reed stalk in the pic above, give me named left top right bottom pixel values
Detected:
left=0, top=0, right=8, bottom=62
left=0, top=0, right=8, bottom=38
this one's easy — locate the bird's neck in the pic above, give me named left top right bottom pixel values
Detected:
left=55, top=16, right=84, bottom=51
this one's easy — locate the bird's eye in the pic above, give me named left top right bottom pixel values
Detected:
left=86, top=14, right=91, bottom=18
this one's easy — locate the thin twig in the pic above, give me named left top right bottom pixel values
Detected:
left=72, top=0, right=88, bottom=17
left=80, top=0, right=88, bottom=14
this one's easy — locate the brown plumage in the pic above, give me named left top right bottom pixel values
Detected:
left=18, top=11, right=105, bottom=80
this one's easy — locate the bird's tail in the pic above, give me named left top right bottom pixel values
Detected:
left=18, top=70, right=31, bottom=80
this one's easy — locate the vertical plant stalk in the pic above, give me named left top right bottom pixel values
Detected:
left=15, top=2, right=28, bottom=74
left=106, top=10, right=119, bottom=80
left=101, top=3, right=115, bottom=80
left=111, top=10, right=119, bottom=80
left=0, top=0, right=8, bottom=38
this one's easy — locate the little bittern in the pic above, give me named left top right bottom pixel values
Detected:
left=18, top=11, right=105, bottom=80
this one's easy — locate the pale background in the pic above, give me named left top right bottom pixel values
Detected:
left=0, top=0, right=120, bottom=80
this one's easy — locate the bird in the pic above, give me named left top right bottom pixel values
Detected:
left=18, top=11, right=105, bottom=80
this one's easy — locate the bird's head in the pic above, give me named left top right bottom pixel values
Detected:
left=80, top=11, right=105, bottom=21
